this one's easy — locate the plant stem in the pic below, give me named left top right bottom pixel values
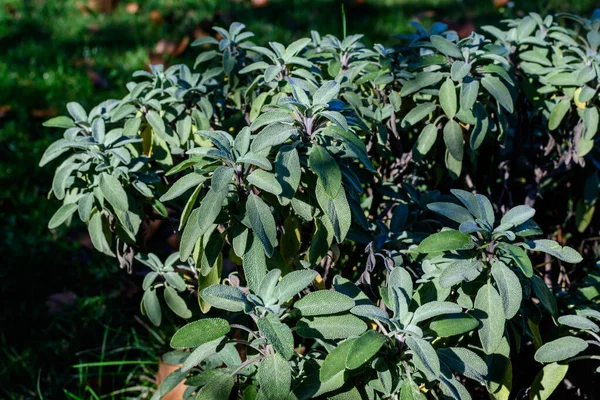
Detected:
left=230, top=355, right=263, bottom=376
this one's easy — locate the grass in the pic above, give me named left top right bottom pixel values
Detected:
left=0, top=0, right=598, bottom=397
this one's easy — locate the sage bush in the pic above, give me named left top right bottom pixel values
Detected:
left=41, top=11, right=600, bottom=399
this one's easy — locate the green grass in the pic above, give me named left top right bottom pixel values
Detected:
left=1, top=0, right=598, bottom=397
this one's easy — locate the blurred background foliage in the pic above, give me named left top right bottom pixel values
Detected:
left=1, top=0, right=598, bottom=398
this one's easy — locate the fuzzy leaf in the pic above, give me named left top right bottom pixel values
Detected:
left=170, top=318, right=230, bottom=349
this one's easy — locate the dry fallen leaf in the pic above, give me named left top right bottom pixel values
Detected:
left=156, top=360, right=187, bottom=400
left=149, top=10, right=164, bottom=25
left=125, top=2, right=140, bottom=14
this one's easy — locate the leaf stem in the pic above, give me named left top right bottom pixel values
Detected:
left=230, top=354, right=264, bottom=376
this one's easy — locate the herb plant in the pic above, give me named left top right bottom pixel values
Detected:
left=41, top=11, right=600, bottom=399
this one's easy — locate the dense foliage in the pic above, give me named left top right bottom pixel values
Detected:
left=41, top=10, right=600, bottom=399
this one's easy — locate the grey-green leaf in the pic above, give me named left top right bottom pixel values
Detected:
left=201, top=284, right=249, bottom=312
left=430, top=35, right=463, bottom=59
left=534, top=337, right=588, bottom=363
left=346, top=330, right=386, bottom=370
left=481, top=75, right=513, bottom=113
left=439, top=78, right=457, bottom=119
left=294, top=291, right=355, bottom=316
left=491, top=261, right=522, bottom=319
left=296, top=315, right=367, bottom=340
left=474, top=283, right=505, bottom=354
left=406, top=336, right=441, bottom=377
left=164, top=286, right=192, bottom=319
left=246, top=194, right=278, bottom=257
left=558, top=315, right=599, bottom=332
left=275, top=270, right=318, bottom=303
left=310, top=145, right=342, bottom=199
left=48, top=203, right=78, bottom=229
left=100, top=173, right=129, bottom=211
left=258, top=353, right=292, bottom=400
left=417, top=230, right=474, bottom=253
left=257, top=315, right=295, bottom=360
left=443, top=120, right=463, bottom=161
left=170, top=318, right=230, bottom=349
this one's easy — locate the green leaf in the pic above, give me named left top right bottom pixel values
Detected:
left=491, top=261, right=522, bottom=319
left=211, top=166, right=234, bottom=192
left=427, top=202, right=474, bottom=224
left=201, top=284, right=249, bottom=312
left=497, top=242, right=533, bottom=277
left=67, top=102, right=87, bottom=122
left=401, top=102, right=437, bottom=127
left=179, top=188, right=226, bottom=261
left=558, top=315, right=599, bottom=332
left=530, top=363, right=569, bottom=400
left=412, top=301, right=462, bottom=324
left=142, top=288, right=161, bottom=326
left=438, top=347, right=488, bottom=384
left=388, top=267, right=413, bottom=318
left=401, top=72, right=444, bottom=97
left=444, top=120, right=464, bottom=161
left=258, top=353, right=292, bottom=400
left=250, top=111, right=294, bottom=131
left=346, top=330, right=386, bottom=370
left=430, top=35, right=462, bottom=58
left=315, top=180, right=351, bottom=243
left=251, top=123, right=297, bottom=153
left=460, top=79, right=480, bottom=113
left=313, top=80, right=340, bottom=105
left=443, top=119, right=464, bottom=161
left=439, top=78, right=457, bottom=119
left=450, top=61, right=471, bottom=82
left=429, top=313, right=479, bottom=337
left=275, top=270, right=318, bottom=303
left=170, top=318, right=230, bottom=349
left=320, top=338, right=356, bottom=382
left=243, top=234, right=268, bottom=293
left=523, top=240, right=583, bottom=264
left=548, top=100, right=571, bottom=130
left=275, top=146, right=301, bottom=205
left=417, top=230, right=473, bottom=253
left=246, top=194, right=278, bottom=256
left=439, top=259, right=483, bottom=287
left=531, top=275, right=558, bottom=317
left=258, top=269, right=281, bottom=306
left=351, top=305, right=391, bottom=324
left=181, top=338, right=222, bottom=373
left=100, top=173, right=128, bottom=211
left=517, top=16, right=537, bottom=42
left=48, top=203, right=78, bottom=229
left=534, top=337, right=588, bottom=363
left=160, top=173, right=207, bottom=202
left=297, top=315, right=367, bottom=340
left=195, top=371, right=234, bottom=400
left=497, top=205, right=535, bottom=231
left=294, top=291, right=355, bottom=316
left=475, top=283, right=505, bottom=354
left=310, top=145, right=341, bottom=199
left=257, top=315, right=295, bottom=360
left=413, top=124, right=438, bottom=161
left=406, top=336, right=441, bottom=377
left=43, top=116, right=75, bottom=129
left=481, top=75, right=513, bottom=113
left=470, top=102, right=488, bottom=150
left=582, top=106, right=599, bottom=140
left=164, top=286, right=192, bottom=319
left=88, top=211, right=114, bottom=256
left=247, top=170, right=283, bottom=195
